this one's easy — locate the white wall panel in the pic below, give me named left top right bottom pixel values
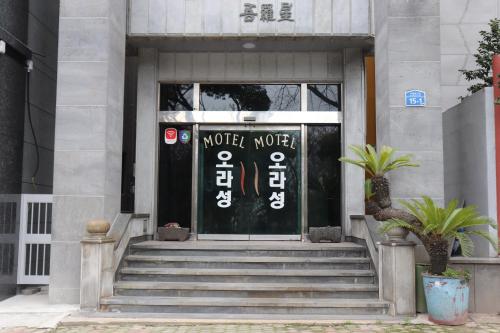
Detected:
left=174, top=53, right=192, bottom=79
left=314, top=0, right=332, bottom=34
left=129, top=0, right=149, bottom=33
left=148, top=0, right=166, bottom=33
left=166, top=0, right=186, bottom=34
left=242, top=53, right=260, bottom=79
left=159, top=52, right=344, bottom=82
left=209, top=53, right=226, bottom=79
left=225, top=53, right=244, bottom=80
left=260, top=53, right=277, bottom=79
left=294, top=0, right=313, bottom=34
left=204, top=0, right=222, bottom=34
left=185, top=0, right=203, bottom=34
left=332, top=0, right=350, bottom=34
left=129, top=0, right=372, bottom=35
left=277, top=53, right=294, bottom=79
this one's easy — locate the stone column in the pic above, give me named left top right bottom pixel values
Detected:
left=343, top=49, right=366, bottom=236
left=50, top=0, right=127, bottom=303
left=134, top=48, right=158, bottom=235
left=379, top=241, right=416, bottom=316
left=374, top=1, right=444, bottom=205
left=80, top=220, right=114, bottom=311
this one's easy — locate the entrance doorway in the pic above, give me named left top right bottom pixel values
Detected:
left=156, top=83, right=344, bottom=241
left=197, top=126, right=301, bottom=240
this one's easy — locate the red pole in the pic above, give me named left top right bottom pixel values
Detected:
left=493, top=54, right=500, bottom=254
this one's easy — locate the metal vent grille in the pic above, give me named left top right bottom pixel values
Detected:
left=18, top=195, right=52, bottom=284
left=27, top=202, right=52, bottom=235
left=24, top=243, right=50, bottom=276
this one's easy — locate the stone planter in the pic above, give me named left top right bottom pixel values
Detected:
left=309, top=226, right=341, bottom=243
left=157, top=227, right=190, bottom=241
left=385, top=226, right=409, bottom=242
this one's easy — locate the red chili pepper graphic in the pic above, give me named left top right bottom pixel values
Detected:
left=254, top=161, right=260, bottom=196
left=240, top=161, right=246, bottom=195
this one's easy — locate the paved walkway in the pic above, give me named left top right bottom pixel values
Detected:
left=1, top=293, right=500, bottom=333
left=2, top=322, right=500, bottom=333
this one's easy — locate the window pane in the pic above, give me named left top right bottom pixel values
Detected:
left=158, top=124, right=193, bottom=229
left=159, top=84, right=193, bottom=111
left=200, top=84, right=300, bottom=111
left=307, top=84, right=341, bottom=111
left=307, top=125, right=341, bottom=228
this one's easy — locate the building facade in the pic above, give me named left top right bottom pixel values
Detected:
left=0, top=0, right=59, bottom=300
left=47, top=0, right=447, bottom=304
left=1, top=0, right=498, bottom=307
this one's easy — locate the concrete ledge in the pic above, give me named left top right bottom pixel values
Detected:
left=448, top=257, right=500, bottom=313
left=449, top=257, right=500, bottom=265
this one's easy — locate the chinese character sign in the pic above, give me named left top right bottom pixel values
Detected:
left=240, top=3, right=258, bottom=22
left=240, top=2, right=294, bottom=23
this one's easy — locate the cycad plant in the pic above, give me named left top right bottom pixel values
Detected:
left=380, top=196, right=497, bottom=275
left=339, top=145, right=419, bottom=212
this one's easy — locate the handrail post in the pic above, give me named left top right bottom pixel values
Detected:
left=80, top=219, right=115, bottom=311
left=379, top=240, right=416, bottom=316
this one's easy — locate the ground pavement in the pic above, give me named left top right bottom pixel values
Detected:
left=2, top=322, right=500, bottom=333
left=1, top=293, right=500, bottom=333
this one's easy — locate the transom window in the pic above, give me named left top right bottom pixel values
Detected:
left=159, top=83, right=341, bottom=112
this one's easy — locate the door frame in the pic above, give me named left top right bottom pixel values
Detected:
left=156, top=83, right=344, bottom=241
left=196, top=125, right=302, bottom=241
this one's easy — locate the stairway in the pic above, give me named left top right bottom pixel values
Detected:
left=100, top=241, right=390, bottom=318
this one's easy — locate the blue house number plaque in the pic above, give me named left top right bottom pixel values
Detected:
left=405, top=90, right=426, bottom=107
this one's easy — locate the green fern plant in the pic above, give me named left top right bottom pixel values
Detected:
left=380, top=196, right=497, bottom=275
left=339, top=145, right=418, bottom=177
left=339, top=145, right=419, bottom=209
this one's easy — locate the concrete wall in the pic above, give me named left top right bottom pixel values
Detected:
left=443, top=88, right=497, bottom=257
left=440, top=0, right=500, bottom=110
left=374, top=0, right=444, bottom=206
left=0, top=0, right=28, bottom=197
left=22, top=0, right=59, bottom=194
left=449, top=257, right=500, bottom=313
left=0, top=0, right=28, bottom=301
left=50, top=0, right=128, bottom=304
left=129, top=0, right=372, bottom=36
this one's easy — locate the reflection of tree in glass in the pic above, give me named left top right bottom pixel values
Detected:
left=202, top=85, right=271, bottom=111
left=307, top=127, right=340, bottom=193
left=308, top=85, right=340, bottom=111
left=160, top=84, right=193, bottom=110
left=200, top=84, right=301, bottom=111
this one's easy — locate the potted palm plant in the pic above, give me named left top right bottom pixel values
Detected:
left=339, top=145, right=419, bottom=237
left=380, top=196, right=497, bottom=325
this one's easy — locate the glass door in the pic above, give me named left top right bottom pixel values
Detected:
left=197, top=126, right=301, bottom=240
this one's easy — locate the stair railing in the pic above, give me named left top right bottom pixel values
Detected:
left=80, top=213, right=149, bottom=311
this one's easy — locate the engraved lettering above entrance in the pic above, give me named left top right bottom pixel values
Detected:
left=240, top=3, right=294, bottom=23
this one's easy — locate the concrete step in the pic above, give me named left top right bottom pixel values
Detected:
left=114, top=281, right=379, bottom=299
left=83, top=311, right=399, bottom=321
left=130, top=241, right=366, bottom=258
left=100, top=296, right=390, bottom=315
left=124, top=255, right=372, bottom=270
left=119, top=267, right=376, bottom=284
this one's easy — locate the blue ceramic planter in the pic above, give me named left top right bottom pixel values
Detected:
left=423, top=274, right=469, bottom=325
